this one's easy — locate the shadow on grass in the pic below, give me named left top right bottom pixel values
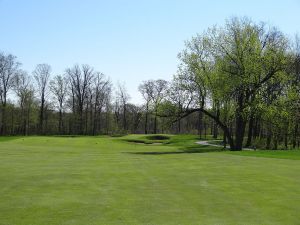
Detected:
left=126, top=145, right=226, bottom=155
left=52, top=135, right=82, bottom=138
left=0, top=136, right=22, bottom=142
left=146, top=135, right=170, bottom=140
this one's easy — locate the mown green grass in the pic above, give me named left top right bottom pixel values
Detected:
left=0, top=135, right=300, bottom=225
left=228, top=149, right=300, bottom=160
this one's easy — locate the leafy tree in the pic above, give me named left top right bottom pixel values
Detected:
left=172, top=17, right=289, bottom=150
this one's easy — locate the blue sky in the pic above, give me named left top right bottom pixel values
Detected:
left=0, top=0, right=299, bottom=103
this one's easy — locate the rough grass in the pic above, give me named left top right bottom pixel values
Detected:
left=0, top=135, right=300, bottom=225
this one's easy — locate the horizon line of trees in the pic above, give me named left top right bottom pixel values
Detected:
left=0, top=54, right=195, bottom=137
left=1, top=17, right=299, bottom=151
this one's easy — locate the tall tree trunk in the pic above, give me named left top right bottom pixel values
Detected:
left=213, top=122, right=218, bottom=139
left=105, top=106, right=110, bottom=135
left=10, top=107, right=14, bottom=135
left=284, top=133, right=288, bottom=149
left=253, top=117, right=260, bottom=140
left=92, top=102, right=98, bottom=136
left=246, top=114, right=254, bottom=147
left=145, top=103, right=148, bottom=134
left=223, top=132, right=227, bottom=148
left=26, top=107, right=30, bottom=136
left=273, top=134, right=278, bottom=150
left=177, top=118, right=181, bottom=134
left=198, top=111, right=203, bottom=139
left=123, top=104, right=127, bottom=131
left=266, top=123, right=272, bottom=149
left=212, top=107, right=220, bottom=139
left=79, top=108, right=83, bottom=135
left=234, top=116, right=246, bottom=150
left=293, top=124, right=298, bottom=149
left=204, top=122, right=207, bottom=139
left=232, top=94, right=247, bottom=150
left=39, top=93, right=45, bottom=134
left=89, top=103, right=93, bottom=135
left=98, top=110, right=102, bottom=134
left=154, top=108, right=157, bottom=134
left=1, top=103, right=6, bottom=135
left=85, top=100, right=89, bottom=135
left=58, top=109, right=63, bottom=134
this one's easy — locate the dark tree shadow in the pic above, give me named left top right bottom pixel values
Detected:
left=125, top=145, right=226, bottom=155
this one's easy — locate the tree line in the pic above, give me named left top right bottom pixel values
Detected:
left=0, top=56, right=184, bottom=136
left=1, top=17, right=299, bottom=151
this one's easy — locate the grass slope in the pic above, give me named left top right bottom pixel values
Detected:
left=0, top=135, right=300, bottom=225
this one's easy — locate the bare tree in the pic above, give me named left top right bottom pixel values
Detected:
left=91, top=72, right=111, bottom=135
left=116, top=82, right=130, bottom=131
left=167, top=77, right=195, bottom=133
left=0, top=52, right=20, bottom=134
left=113, top=98, right=121, bottom=129
left=14, top=71, right=34, bottom=135
left=127, top=103, right=143, bottom=133
left=33, top=64, right=51, bottom=134
left=50, top=75, right=68, bottom=134
left=150, top=79, right=168, bottom=134
left=138, top=80, right=154, bottom=134
left=66, top=64, right=94, bottom=134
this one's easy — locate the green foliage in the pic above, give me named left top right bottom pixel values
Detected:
left=171, top=17, right=294, bottom=150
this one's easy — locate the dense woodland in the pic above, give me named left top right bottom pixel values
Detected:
left=0, top=18, right=299, bottom=150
